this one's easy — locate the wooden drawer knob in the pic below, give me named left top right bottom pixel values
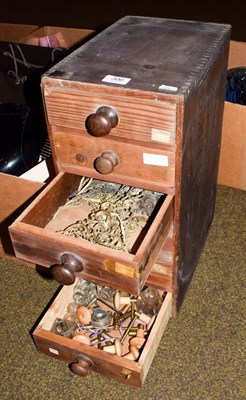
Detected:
left=103, top=339, right=122, bottom=356
left=86, top=106, right=118, bottom=137
left=70, top=355, right=94, bottom=377
left=129, top=324, right=146, bottom=349
left=76, top=306, right=92, bottom=324
left=94, top=151, right=119, bottom=174
left=51, top=253, right=83, bottom=285
left=123, top=345, right=139, bottom=360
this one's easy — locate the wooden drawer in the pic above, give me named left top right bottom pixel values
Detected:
left=33, top=279, right=172, bottom=387
left=43, top=85, right=177, bottom=147
left=9, top=172, right=174, bottom=295
left=44, top=84, right=176, bottom=193
left=51, top=128, right=175, bottom=193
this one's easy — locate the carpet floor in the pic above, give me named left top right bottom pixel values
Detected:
left=0, top=184, right=245, bottom=400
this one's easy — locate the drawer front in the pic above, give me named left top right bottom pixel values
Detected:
left=33, top=281, right=172, bottom=387
left=43, top=87, right=177, bottom=147
left=52, top=130, right=175, bottom=193
left=9, top=172, right=174, bottom=295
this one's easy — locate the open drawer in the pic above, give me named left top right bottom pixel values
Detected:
left=9, top=172, right=174, bottom=295
left=33, top=279, right=172, bottom=387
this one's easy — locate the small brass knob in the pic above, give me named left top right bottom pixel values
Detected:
left=70, top=355, right=94, bottom=377
left=85, top=106, right=118, bottom=137
left=50, top=253, right=83, bottom=285
left=94, top=151, right=119, bottom=174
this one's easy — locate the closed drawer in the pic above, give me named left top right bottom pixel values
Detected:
left=33, top=279, right=172, bottom=387
left=9, top=172, right=174, bottom=295
left=43, top=84, right=177, bottom=147
left=52, top=128, right=175, bottom=193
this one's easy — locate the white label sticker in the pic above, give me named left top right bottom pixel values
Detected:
left=143, top=153, right=169, bottom=167
left=49, top=348, right=59, bottom=355
left=159, top=84, right=178, bottom=92
left=151, top=128, right=171, bottom=144
left=102, top=75, right=131, bottom=85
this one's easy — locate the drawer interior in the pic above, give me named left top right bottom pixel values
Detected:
left=42, top=175, right=166, bottom=254
left=33, top=278, right=172, bottom=387
left=10, top=172, right=174, bottom=294
left=20, top=172, right=173, bottom=257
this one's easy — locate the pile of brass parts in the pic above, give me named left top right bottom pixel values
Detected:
left=56, top=178, right=162, bottom=252
left=51, top=279, right=164, bottom=360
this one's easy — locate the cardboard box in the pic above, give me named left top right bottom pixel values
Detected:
left=218, top=40, right=246, bottom=191
left=0, top=172, right=44, bottom=263
left=0, top=23, right=38, bottom=42
left=0, top=158, right=55, bottom=263
left=19, top=26, right=95, bottom=48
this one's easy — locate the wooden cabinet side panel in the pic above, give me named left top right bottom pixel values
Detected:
left=176, top=42, right=230, bottom=310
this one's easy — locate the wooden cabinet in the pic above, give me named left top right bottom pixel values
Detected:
left=9, top=16, right=231, bottom=386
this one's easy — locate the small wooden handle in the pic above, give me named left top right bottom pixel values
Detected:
left=86, top=106, right=118, bottom=137
left=51, top=253, right=83, bottom=285
left=113, top=292, right=131, bottom=309
left=70, top=355, right=94, bottom=377
left=94, top=151, right=119, bottom=174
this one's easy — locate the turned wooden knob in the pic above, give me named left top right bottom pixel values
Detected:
left=123, top=345, right=139, bottom=360
left=72, top=334, right=91, bottom=345
left=70, top=355, right=94, bottom=377
left=51, top=253, right=83, bottom=285
left=103, top=339, right=122, bottom=356
left=86, top=106, right=118, bottom=137
left=129, top=324, right=146, bottom=349
left=94, top=151, right=119, bottom=174
left=76, top=306, right=92, bottom=325
left=114, top=292, right=131, bottom=309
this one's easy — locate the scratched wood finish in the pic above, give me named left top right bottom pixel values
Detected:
left=51, top=129, right=175, bottom=193
left=43, top=84, right=177, bottom=146
left=9, top=172, right=174, bottom=295
left=33, top=280, right=172, bottom=387
left=10, top=16, right=231, bottom=309
left=147, top=228, right=174, bottom=292
left=8, top=16, right=231, bottom=387
left=175, top=40, right=231, bottom=310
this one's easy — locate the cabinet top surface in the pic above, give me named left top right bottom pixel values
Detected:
left=44, top=16, right=231, bottom=96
